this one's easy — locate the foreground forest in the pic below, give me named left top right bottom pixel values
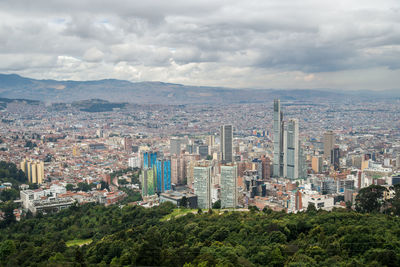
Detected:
left=1, top=201, right=400, bottom=267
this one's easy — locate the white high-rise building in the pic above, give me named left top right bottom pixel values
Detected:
left=221, top=165, right=237, bottom=208
left=128, top=156, right=141, bottom=168
left=194, top=166, right=212, bottom=209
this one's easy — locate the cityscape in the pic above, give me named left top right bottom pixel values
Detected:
left=1, top=95, right=399, bottom=217
left=1, top=0, right=400, bottom=266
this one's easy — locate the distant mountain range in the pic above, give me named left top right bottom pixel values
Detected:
left=0, top=73, right=398, bottom=104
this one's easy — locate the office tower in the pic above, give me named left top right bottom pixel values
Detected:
left=198, top=145, right=209, bottom=159
left=179, top=156, right=186, bottom=184
left=312, top=156, right=323, bottom=173
left=273, top=99, right=284, bottom=177
left=170, top=138, right=182, bottom=156
left=323, top=131, right=335, bottom=160
left=170, top=155, right=180, bottom=185
left=299, top=146, right=307, bottom=179
left=142, top=168, right=155, bottom=196
left=397, top=154, right=400, bottom=168
left=155, top=159, right=171, bottom=193
left=163, top=160, right=171, bottom=191
left=220, top=125, right=233, bottom=163
left=220, top=165, right=238, bottom=208
left=284, top=119, right=300, bottom=179
left=331, top=147, right=340, bottom=171
left=20, top=159, right=44, bottom=184
left=143, top=152, right=157, bottom=168
left=193, top=166, right=212, bottom=209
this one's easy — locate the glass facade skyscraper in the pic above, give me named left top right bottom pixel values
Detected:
left=221, top=125, right=233, bottom=163
left=155, top=159, right=171, bottom=193
left=143, top=152, right=157, bottom=169
left=273, top=99, right=284, bottom=177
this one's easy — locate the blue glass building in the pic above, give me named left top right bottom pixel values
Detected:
left=155, top=159, right=171, bottom=193
left=143, top=152, right=157, bottom=168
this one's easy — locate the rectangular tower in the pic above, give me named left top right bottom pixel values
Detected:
left=220, top=125, right=233, bottom=163
left=273, top=99, right=284, bottom=177
left=323, top=131, right=335, bottom=161
left=194, top=166, right=212, bottom=209
left=331, top=147, right=340, bottom=171
left=221, top=165, right=238, bottom=208
left=284, top=118, right=299, bottom=179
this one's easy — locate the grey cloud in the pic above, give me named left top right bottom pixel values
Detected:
left=0, top=0, right=399, bottom=90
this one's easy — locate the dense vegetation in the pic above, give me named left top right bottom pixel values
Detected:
left=1, top=161, right=400, bottom=266
left=1, top=201, right=400, bottom=266
left=0, top=161, right=27, bottom=185
left=0, top=161, right=27, bottom=203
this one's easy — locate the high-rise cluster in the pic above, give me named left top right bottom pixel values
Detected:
left=273, top=100, right=306, bottom=179
left=141, top=152, right=172, bottom=196
left=20, top=159, right=44, bottom=184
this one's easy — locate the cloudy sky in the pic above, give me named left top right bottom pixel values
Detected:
left=1, top=0, right=399, bottom=90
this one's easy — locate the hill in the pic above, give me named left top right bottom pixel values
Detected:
left=1, top=202, right=400, bottom=266
left=0, top=73, right=387, bottom=104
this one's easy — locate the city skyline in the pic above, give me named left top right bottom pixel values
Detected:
left=1, top=1, right=400, bottom=265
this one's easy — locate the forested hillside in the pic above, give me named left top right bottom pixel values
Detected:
left=1, top=202, right=400, bottom=266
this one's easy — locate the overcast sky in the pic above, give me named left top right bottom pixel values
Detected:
left=0, top=0, right=399, bottom=90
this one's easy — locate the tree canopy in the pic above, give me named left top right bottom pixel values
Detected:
left=1, top=201, right=400, bottom=266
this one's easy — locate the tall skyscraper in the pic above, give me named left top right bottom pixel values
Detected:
left=155, top=159, right=171, bottom=193
left=170, top=155, right=180, bottom=185
left=331, top=147, right=340, bottom=171
left=193, top=166, right=212, bottom=209
left=284, top=119, right=300, bottom=179
left=323, top=131, right=335, bottom=160
left=142, top=168, right=155, bottom=196
left=220, top=125, right=233, bottom=163
left=220, top=165, right=237, bottom=208
left=273, top=99, right=284, bottom=177
left=143, top=152, right=157, bottom=168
